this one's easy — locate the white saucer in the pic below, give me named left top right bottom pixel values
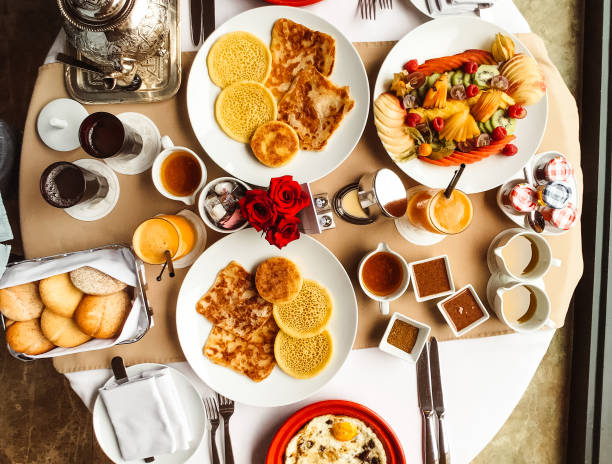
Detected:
left=65, top=159, right=120, bottom=222
left=172, top=210, right=208, bottom=269
left=37, top=98, right=88, bottom=151
left=395, top=216, right=445, bottom=246
left=92, top=363, right=206, bottom=464
left=104, top=112, right=161, bottom=175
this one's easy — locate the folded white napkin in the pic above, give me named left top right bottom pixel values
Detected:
left=100, top=367, right=192, bottom=461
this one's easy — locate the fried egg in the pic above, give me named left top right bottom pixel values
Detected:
left=285, top=414, right=386, bottom=464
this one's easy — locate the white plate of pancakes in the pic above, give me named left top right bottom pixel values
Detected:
left=373, top=17, right=548, bottom=193
left=187, top=6, right=369, bottom=186
left=176, top=228, right=358, bottom=407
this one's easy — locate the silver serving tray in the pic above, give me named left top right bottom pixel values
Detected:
left=1, top=244, right=153, bottom=361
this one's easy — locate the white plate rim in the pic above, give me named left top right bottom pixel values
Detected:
left=186, top=5, right=370, bottom=186
left=175, top=228, right=359, bottom=408
left=373, top=16, right=549, bottom=193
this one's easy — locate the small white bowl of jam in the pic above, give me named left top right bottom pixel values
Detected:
left=358, top=242, right=410, bottom=315
left=379, top=312, right=431, bottom=362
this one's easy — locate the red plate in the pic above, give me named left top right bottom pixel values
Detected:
left=263, top=0, right=325, bottom=5
left=266, top=400, right=406, bottom=463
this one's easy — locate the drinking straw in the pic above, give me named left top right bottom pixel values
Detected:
left=155, top=250, right=175, bottom=281
left=444, top=163, right=466, bottom=198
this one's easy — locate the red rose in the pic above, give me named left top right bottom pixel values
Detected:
left=268, top=176, right=310, bottom=216
left=265, top=215, right=301, bottom=249
left=239, top=189, right=277, bottom=232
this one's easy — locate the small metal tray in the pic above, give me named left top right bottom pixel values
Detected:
left=63, top=0, right=181, bottom=104
left=1, top=244, right=153, bottom=361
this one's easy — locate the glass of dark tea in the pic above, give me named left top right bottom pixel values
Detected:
left=79, top=112, right=143, bottom=159
left=40, top=161, right=109, bottom=208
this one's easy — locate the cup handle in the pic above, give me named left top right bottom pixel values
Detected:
left=379, top=301, right=389, bottom=316
left=551, top=258, right=562, bottom=268
left=160, top=135, right=174, bottom=150
left=544, top=318, right=557, bottom=330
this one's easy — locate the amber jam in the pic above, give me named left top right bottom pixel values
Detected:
left=361, top=252, right=404, bottom=296
left=160, top=151, right=202, bottom=196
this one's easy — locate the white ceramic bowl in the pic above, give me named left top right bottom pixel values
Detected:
left=437, top=284, right=490, bottom=337
left=197, top=177, right=251, bottom=234
left=379, top=312, right=431, bottom=362
left=408, top=255, right=455, bottom=302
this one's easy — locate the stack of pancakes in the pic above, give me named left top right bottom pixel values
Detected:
left=196, top=257, right=334, bottom=382
left=207, top=18, right=354, bottom=168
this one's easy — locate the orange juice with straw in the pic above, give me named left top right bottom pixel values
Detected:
left=132, top=215, right=195, bottom=264
left=406, top=187, right=473, bottom=235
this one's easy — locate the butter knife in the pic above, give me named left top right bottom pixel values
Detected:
left=190, top=0, right=202, bottom=46
left=430, top=338, right=450, bottom=464
left=416, top=346, right=439, bottom=464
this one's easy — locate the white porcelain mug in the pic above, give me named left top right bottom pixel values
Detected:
left=487, top=228, right=561, bottom=281
left=152, top=136, right=207, bottom=205
left=358, top=242, right=410, bottom=316
left=486, top=274, right=556, bottom=332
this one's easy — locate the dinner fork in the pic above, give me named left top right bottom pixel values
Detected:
left=217, top=393, right=236, bottom=464
left=358, top=0, right=376, bottom=19
left=379, top=0, right=392, bottom=9
left=204, top=397, right=221, bottom=464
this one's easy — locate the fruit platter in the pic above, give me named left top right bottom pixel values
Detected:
left=373, top=17, right=548, bottom=193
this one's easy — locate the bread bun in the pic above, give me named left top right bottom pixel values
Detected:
left=40, top=309, right=91, bottom=348
left=39, top=273, right=83, bottom=317
left=6, top=319, right=55, bottom=355
left=69, top=266, right=127, bottom=296
left=0, top=282, right=44, bottom=321
left=256, top=257, right=303, bottom=304
left=74, top=291, right=130, bottom=339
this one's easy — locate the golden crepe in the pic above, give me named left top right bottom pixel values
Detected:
left=277, top=65, right=354, bottom=151
left=250, top=121, right=300, bottom=168
left=203, top=318, right=279, bottom=382
left=196, top=261, right=273, bottom=338
left=215, top=81, right=277, bottom=143
left=274, top=330, right=333, bottom=379
left=266, top=18, right=336, bottom=99
left=207, top=31, right=272, bottom=88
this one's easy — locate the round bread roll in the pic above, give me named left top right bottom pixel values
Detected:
left=250, top=121, right=299, bottom=168
left=6, top=319, right=55, bottom=355
left=256, top=257, right=303, bottom=305
left=0, top=282, right=44, bottom=321
left=39, top=273, right=83, bottom=317
left=74, top=291, right=130, bottom=339
left=69, top=267, right=127, bottom=296
left=274, top=330, right=333, bottom=379
left=40, top=309, right=91, bottom=348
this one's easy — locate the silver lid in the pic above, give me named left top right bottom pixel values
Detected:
left=358, top=169, right=407, bottom=219
left=57, top=0, right=135, bottom=31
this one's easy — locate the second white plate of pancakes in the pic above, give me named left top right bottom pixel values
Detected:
left=176, top=228, right=358, bottom=407
left=187, top=6, right=369, bottom=186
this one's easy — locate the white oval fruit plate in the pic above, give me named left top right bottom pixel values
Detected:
left=187, top=6, right=369, bottom=187
left=373, top=16, right=548, bottom=193
left=175, top=228, right=358, bottom=408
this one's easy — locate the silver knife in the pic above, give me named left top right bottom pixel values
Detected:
left=430, top=338, right=450, bottom=464
left=202, top=0, right=215, bottom=41
left=190, top=0, right=202, bottom=46
left=416, top=345, right=439, bottom=464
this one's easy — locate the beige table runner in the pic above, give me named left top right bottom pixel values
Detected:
left=17, top=36, right=582, bottom=373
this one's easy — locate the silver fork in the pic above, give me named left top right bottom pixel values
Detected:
left=358, top=0, right=376, bottom=19
left=203, top=397, right=221, bottom=464
left=217, top=393, right=235, bottom=464
left=379, top=0, right=392, bottom=9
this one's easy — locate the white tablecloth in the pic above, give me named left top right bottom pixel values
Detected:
left=53, top=1, right=553, bottom=463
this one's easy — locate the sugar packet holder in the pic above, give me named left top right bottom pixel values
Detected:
left=0, top=244, right=153, bottom=361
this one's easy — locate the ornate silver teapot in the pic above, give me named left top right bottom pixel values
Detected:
left=57, top=0, right=169, bottom=76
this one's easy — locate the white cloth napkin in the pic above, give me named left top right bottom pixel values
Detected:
left=100, top=367, right=192, bottom=461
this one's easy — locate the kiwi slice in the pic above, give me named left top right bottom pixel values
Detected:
left=463, top=72, right=472, bottom=87
left=474, top=65, right=500, bottom=88
left=452, top=71, right=464, bottom=86
left=427, top=73, right=441, bottom=87
left=478, top=121, right=486, bottom=133
left=448, top=71, right=456, bottom=86
left=418, top=83, right=428, bottom=100
left=484, top=118, right=494, bottom=133
left=491, top=109, right=517, bottom=135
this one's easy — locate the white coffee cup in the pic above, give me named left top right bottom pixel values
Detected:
left=487, top=228, right=561, bottom=281
left=358, top=242, right=410, bottom=316
left=152, top=136, right=207, bottom=205
left=486, top=274, right=556, bottom=332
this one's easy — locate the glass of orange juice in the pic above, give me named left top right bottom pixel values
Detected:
left=132, top=214, right=196, bottom=265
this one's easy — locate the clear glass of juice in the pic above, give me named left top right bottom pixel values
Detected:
left=405, top=186, right=473, bottom=235
left=132, top=215, right=196, bottom=265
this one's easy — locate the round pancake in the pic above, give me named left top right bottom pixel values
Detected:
left=250, top=121, right=299, bottom=167
left=207, top=31, right=272, bottom=88
left=274, top=330, right=333, bottom=379
left=255, top=257, right=302, bottom=304
left=215, top=81, right=277, bottom=143
left=272, top=279, right=332, bottom=338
